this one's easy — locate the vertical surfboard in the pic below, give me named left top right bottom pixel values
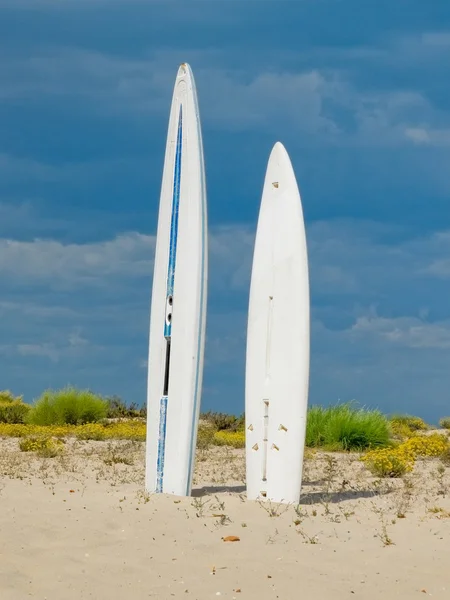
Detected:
left=145, top=63, right=207, bottom=497
left=245, top=142, right=310, bottom=505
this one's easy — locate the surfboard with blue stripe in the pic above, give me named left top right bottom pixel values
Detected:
left=155, top=106, right=183, bottom=493
left=145, top=64, right=207, bottom=497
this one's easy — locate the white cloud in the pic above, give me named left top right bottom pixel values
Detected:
left=0, top=225, right=254, bottom=293
left=421, top=32, right=450, bottom=47
left=350, top=314, right=450, bottom=349
left=0, top=232, right=155, bottom=286
left=405, top=127, right=450, bottom=146
left=16, top=343, right=60, bottom=362
left=0, top=326, right=91, bottom=364
left=404, top=127, right=431, bottom=144
left=0, top=154, right=61, bottom=183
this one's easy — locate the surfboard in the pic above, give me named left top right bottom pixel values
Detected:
left=145, top=63, right=208, bottom=497
left=245, top=142, right=310, bottom=505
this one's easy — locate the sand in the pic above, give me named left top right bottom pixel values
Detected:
left=1, top=437, right=449, bottom=599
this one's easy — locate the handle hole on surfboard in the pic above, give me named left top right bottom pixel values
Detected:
left=168, top=296, right=173, bottom=306
left=167, top=313, right=172, bottom=323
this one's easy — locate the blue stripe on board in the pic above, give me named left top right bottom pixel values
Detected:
left=186, top=92, right=207, bottom=496
left=156, top=105, right=183, bottom=493
left=156, top=395, right=168, bottom=492
left=164, top=106, right=183, bottom=339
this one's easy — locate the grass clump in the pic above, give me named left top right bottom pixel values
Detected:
left=19, top=435, right=64, bottom=458
left=439, top=417, right=450, bottom=430
left=306, top=402, right=391, bottom=451
left=27, top=386, right=108, bottom=426
left=305, top=405, right=328, bottom=447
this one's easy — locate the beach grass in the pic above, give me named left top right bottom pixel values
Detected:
left=27, top=386, right=108, bottom=426
left=305, top=402, right=391, bottom=451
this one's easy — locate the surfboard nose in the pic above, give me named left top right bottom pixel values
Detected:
left=177, top=62, right=192, bottom=78
left=269, top=141, right=288, bottom=163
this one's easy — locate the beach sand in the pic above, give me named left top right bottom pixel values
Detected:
left=1, top=437, right=449, bottom=599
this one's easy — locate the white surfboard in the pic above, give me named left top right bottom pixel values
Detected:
left=245, top=142, right=310, bottom=505
left=145, top=63, right=207, bottom=497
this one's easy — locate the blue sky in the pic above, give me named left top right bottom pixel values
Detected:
left=1, top=0, right=450, bottom=423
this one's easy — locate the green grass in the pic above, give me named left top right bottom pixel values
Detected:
left=27, top=386, right=108, bottom=426
left=305, top=402, right=391, bottom=451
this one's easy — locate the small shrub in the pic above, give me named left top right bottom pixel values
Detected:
left=103, top=442, right=135, bottom=466
left=196, top=424, right=216, bottom=449
left=213, top=430, right=245, bottom=448
left=200, top=411, right=245, bottom=432
left=0, top=390, right=22, bottom=404
left=440, top=447, right=450, bottom=467
left=105, top=395, right=145, bottom=419
left=390, top=421, right=414, bottom=440
left=0, top=390, right=22, bottom=403
left=439, top=417, right=450, bottom=430
left=361, top=447, right=415, bottom=478
left=0, top=400, right=31, bottom=424
left=390, top=414, right=429, bottom=437
left=19, top=435, right=64, bottom=458
left=27, top=386, right=108, bottom=426
left=362, top=432, right=450, bottom=478
left=402, top=433, right=449, bottom=458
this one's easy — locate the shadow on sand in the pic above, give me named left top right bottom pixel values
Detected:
left=299, top=487, right=393, bottom=504
left=192, top=485, right=246, bottom=497
left=191, top=483, right=393, bottom=504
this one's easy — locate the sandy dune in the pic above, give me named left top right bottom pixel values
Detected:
left=1, top=438, right=449, bottom=599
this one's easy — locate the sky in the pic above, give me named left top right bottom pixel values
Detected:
left=1, top=0, right=450, bottom=423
